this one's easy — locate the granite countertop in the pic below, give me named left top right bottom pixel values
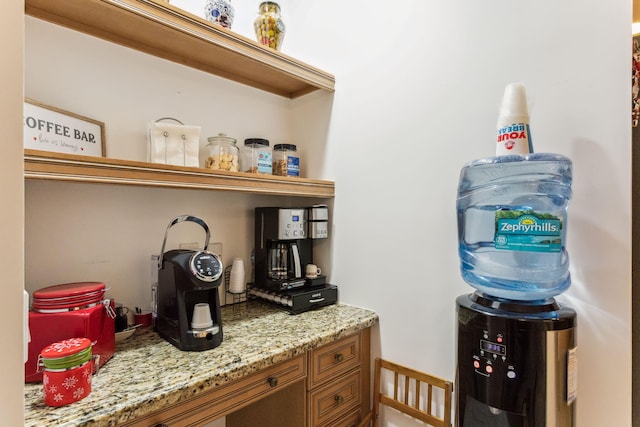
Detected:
left=24, top=301, right=378, bottom=427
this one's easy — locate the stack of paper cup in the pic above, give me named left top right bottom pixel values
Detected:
left=229, top=258, right=246, bottom=294
left=496, top=82, right=534, bottom=156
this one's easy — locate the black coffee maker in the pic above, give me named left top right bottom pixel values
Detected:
left=254, top=207, right=313, bottom=290
left=155, top=215, right=224, bottom=351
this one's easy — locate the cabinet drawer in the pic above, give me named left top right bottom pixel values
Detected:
left=330, top=407, right=363, bottom=427
left=308, top=369, right=361, bottom=427
left=308, top=332, right=361, bottom=389
left=123, top=355, right=306, bottom=427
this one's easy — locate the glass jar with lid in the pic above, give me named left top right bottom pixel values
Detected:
left=205, top=133, right=239, bottom=172
left=243, top=138, right=272, bottom=174
left=273, top=143, right=299, bottom=177
left=254, top=2, right=285, bottom=50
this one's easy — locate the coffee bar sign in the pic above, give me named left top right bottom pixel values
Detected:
left=24, top=99, right=105, bottom=157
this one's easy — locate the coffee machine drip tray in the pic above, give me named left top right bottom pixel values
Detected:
left=248, top=284, right=338, bottom=314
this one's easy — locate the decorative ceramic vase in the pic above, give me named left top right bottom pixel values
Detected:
left=205, top=0, right=235, bottom=29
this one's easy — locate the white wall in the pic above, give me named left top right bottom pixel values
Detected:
left=287, top=1, right=631, bottom=426
left=19, top=1, right=632, bottom=426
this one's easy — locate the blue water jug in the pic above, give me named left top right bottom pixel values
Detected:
left=457, top=153, right=572, bottom=301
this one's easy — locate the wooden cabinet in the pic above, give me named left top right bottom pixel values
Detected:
left=24, top=304, right=379, bottom=427
left=225, top=329, right=371, bottom=427
left=307, top=330, right=371, bottom=427
left=122, top=355, right=307, bottom=427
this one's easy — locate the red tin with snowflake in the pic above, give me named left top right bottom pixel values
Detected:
left=25, top=282, right=115, bottom=383
left=40, top=337, right=95, bottom=407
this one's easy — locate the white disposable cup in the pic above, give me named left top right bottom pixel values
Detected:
left=191, top=303, right=213, bottom=329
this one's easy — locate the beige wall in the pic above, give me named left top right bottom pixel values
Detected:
left=0, top=0, right=25, bottom=425
left=22, top=17, right=333, bottom=311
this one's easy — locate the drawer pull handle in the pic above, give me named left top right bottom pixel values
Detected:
left=267, top=376, right=278, bottom=387
left=154, top=424, right=169, bottom=427
left=334, top=353, right=344, bottom=362
left=334, top=394, right=344, bottom=404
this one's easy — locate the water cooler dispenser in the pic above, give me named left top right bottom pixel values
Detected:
left=456, top=153, right=577, bottom=427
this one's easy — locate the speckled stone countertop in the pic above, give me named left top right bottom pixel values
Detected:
left=24, top=301, right=378, bottom=427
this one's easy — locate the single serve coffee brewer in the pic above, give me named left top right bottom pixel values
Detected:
left=155, top=215, right=224, bottom=351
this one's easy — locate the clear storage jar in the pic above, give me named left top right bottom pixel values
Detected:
left=254, top=2, right=285, bottom=50
left=272, top=143, right=299, bottom=177
left=243, top=138, right=272, bottom=174
left=205, top=133, right=239, bottom=172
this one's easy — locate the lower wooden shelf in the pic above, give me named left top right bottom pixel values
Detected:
left=24, top=149, right=335, bottom=198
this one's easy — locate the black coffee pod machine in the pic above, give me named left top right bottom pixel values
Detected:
left=155, top=215, right=223, bottom=351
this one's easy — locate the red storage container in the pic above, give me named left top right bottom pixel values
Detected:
left=40, top=337, right=95, bottom=407
left=25, top=282, right=115, bottom=383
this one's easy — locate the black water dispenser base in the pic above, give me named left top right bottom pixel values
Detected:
left=456, top=292, right=577, bottom=427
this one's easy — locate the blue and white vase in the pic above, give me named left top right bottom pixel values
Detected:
left=204, top=0, right=235, bottom=29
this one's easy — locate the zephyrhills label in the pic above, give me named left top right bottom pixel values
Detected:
left=494, top=211, right=562, bottom=252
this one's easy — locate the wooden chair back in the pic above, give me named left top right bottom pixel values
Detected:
left=358, top=358, right=453, bottom=427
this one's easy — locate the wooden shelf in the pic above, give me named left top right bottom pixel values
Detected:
left=24, top=150, right=335, bottom=198
left=25, top=0, right=335, bottom=99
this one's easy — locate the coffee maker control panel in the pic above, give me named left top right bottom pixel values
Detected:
left=278, top=209, right=307, bottom=239
left=190, top=251, right=223, bottom=282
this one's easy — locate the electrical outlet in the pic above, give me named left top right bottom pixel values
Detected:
left=179, top=242, right=200, bottom=250
left=208, top=242, right=223, bottom=256
left=150, top=254, right=160, bottom=284
left=178, top=242, right=223, bottom=254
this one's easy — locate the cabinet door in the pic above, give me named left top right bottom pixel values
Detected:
left=226, top=380, right=306, bottom=427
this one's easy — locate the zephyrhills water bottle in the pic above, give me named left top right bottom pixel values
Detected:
left=457, top=153, right=572, bottom=301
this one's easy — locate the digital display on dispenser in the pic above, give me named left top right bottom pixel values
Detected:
left=480, top=339, right=506, bottom=356
left=292, top=215, right=299, bottom=221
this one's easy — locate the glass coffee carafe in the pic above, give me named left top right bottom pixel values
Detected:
left=267, top=241, right=301, bottom=280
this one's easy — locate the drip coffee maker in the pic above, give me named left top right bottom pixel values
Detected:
left=155, top=215, right=224, bottom=352
left=252, top=207, right=337, bottom=313
left=254, top=207, right=312, bottom=290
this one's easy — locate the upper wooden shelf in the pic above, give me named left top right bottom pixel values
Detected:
left=25, top=0, right=335, bottom=99
left=24, top=150, right=335, bottom=198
